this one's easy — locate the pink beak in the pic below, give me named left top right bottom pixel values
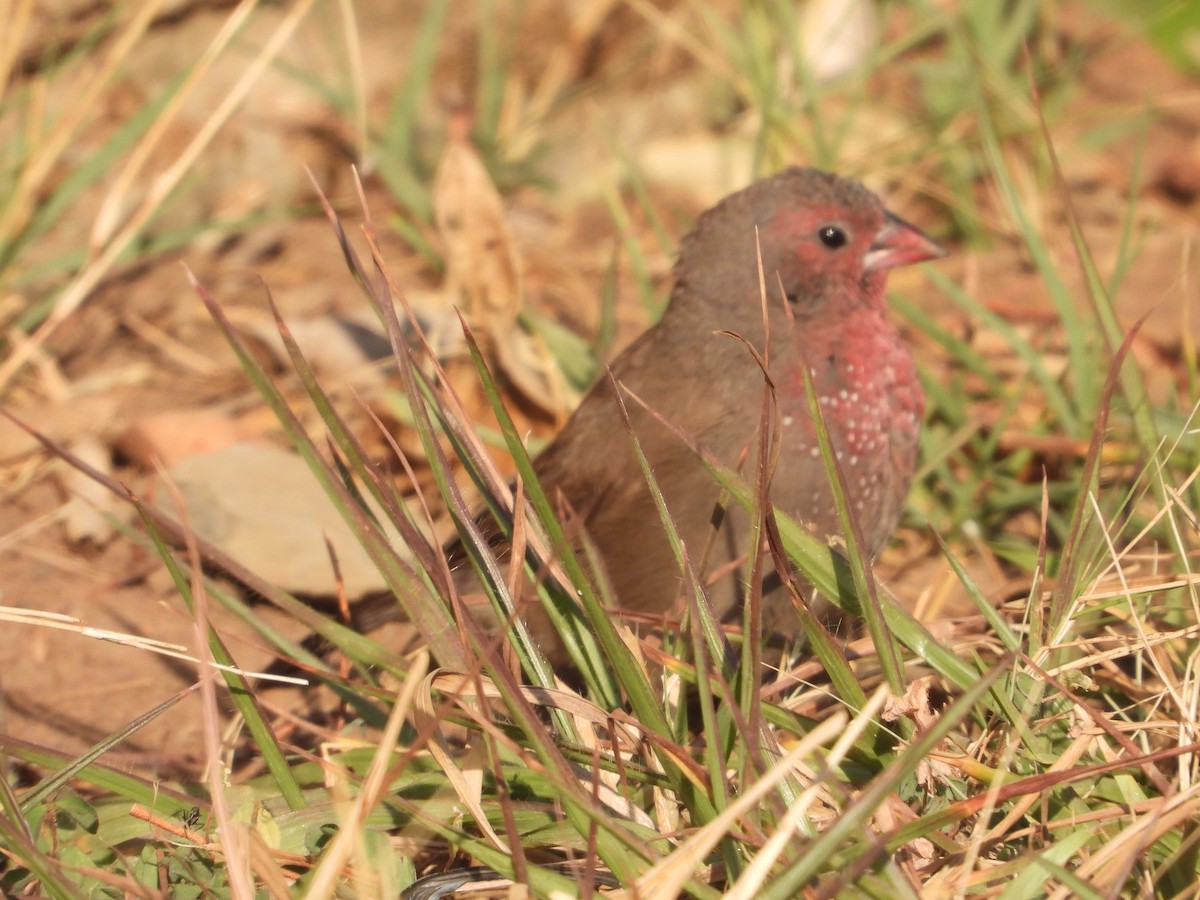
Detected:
left=863, top=211, right=946, bottom=273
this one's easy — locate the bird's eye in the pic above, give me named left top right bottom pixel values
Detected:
left=818, top=225, right=848, bottom=249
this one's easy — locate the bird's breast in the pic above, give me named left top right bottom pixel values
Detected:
left=773, top=309, right=923, bottom=552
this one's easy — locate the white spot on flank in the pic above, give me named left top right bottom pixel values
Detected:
left=782, top=415, right=794, bottom=427
left=839, top=389, right=849, bottom=400
left=810, top=446, right=820, bottom=458
left=849, top=455, right=859, bottom=466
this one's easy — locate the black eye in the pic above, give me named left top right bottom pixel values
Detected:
left=818, top=225, right=847, bottom=249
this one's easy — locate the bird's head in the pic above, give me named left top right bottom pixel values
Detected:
left=673, top=167, right=944, bottom=325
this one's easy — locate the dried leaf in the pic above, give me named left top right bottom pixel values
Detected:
left=432, top=117, right=579, bottom=419
left=494, top=326, right=581, bottom=421
left=882, top=677, right=938, bottom=731
left=433, top=117, right=522, bottom=343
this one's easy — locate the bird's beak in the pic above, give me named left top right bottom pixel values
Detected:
left=863, top=211, right=946, bottom=273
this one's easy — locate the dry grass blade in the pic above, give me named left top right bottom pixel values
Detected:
left=0, top=0, right=166, bottom=245
left=306, top=198, right=669, bottom=879
left=629, top=709, right=853, bottom=900
left=0, top=0, right=317, bottom=390
left=1046, top=318, right=1147, bottom=646
left=159, top=467, right=255, bottom=900
left=412, top=668, right=511, bottom=855
left=305, top=651, right=432, bottom=900
left=0, top=606, right=307, bottom=686
left=346, top=188, right=571, bottom=687
left=722, top=692, right=886, bottom=900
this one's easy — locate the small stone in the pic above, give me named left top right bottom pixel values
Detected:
left=157, top=443, right=411, bottom=599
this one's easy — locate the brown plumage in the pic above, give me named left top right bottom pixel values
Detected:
left=488, top=167, right=944, bottom=660
left=362, top=167, right=944, bottom=666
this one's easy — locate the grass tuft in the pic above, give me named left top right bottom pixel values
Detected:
left=3, top=2, right=1199, bottom=896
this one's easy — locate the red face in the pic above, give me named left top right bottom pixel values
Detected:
left=669, top=168, right=944, bottom=333
left=761, top=201, right=884, bottom=317
left=765, top=201, right=944, bottom=315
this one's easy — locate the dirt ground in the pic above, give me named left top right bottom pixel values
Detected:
left=2, top=2, right=1199, bottom=779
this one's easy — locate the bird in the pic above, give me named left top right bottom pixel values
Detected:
left=360, top=166, right=945, bottom=669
